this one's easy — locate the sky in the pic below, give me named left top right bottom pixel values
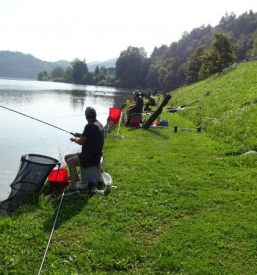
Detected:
left=0, top=0, right=256, bottom=63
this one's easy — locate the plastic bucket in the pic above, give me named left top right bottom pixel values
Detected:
left=48, top=168, right=69, bottom=188
left=160, top=120, right=169, bottom=126
left=131, top=117, right=141, bottom=126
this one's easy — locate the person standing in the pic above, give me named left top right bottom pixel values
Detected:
left=64, top=107, right=105, bottom=195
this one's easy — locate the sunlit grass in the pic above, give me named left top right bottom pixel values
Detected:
left=1, top=61, right=257, bottom=274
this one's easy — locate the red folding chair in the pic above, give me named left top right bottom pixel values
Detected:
left=107, top=108, right=122, bottom=123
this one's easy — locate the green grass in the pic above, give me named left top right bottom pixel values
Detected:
left=1, top=61, right=257, bottom=274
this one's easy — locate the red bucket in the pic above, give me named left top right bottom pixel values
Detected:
left=131, top=117, right=141, bottom=126
left=48, top=168, right=69, bottom=188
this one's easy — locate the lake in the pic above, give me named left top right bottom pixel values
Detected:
left=0, top=78, right=132, bottom=201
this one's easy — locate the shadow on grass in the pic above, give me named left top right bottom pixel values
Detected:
left=53, top=194, right=92, bottom=230
left=5, top=190, right=93, bottom=232
left=144, top=127, right=170, bottom=139
left=127, top=125, right=170, bottom=139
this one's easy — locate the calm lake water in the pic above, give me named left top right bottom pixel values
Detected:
left=0, top=78, right=132, bottom=201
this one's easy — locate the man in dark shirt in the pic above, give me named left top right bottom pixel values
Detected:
left=126, top=90, right=144, bottom=125
left=145, top=96, right=156, bottom=109
left=64, top=107, right=104, bottom=195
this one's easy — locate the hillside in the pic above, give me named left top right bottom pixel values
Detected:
left=0, top=51, right=117, bottom=79
left=1, top=60, right=257, bottom=274
left=0, top=51, right=71, bottom=79
left=170, top=59, right=257, bottom=153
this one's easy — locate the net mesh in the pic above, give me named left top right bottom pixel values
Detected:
left=0, top=154, right=60, bottom=216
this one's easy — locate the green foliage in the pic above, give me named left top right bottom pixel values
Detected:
left=198, top=33, right=236, bottom=80
left=115, top=46, right=149, bottom=88
left=71, top=58, right=88, bottom=84
left=2, top=11, right=257, bottom=91
left=99, top=66, right=106, bottom=73
left=50, top=66, right=65, bottom=79
left=94, top=73, right=105, bottom=85
left=63, top=67, right=73, bottom=83
left=37, top=71, right=51, bottom=81
left=94, top=65, right=100, bottom=75
left=186, top=46, right=206, bottom=83
left=149, top=11, right=257, bottom=90
left=105, top=75, right=116, bottom=87
left=82, top=72, right=94, bottom=85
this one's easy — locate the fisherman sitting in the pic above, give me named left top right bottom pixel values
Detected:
left=126, top=90, right=144, bottom=125
left=144, top=96, right=156, bottom=110
left=64, top=107, right=105, bottom=195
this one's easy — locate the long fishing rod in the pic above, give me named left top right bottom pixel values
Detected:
left=0, top=105, right=74, bottom=136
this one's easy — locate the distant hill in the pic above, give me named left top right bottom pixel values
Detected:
left=0, top=51, right=117, bottom=79
left=0, top=51, right=71, bottom=79
left=87, top=59, right=117, bottom=72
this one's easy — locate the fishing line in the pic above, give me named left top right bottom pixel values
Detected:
left=37, top=189, right=65, bottom=275
left=0, top=105, right=74, bottom=136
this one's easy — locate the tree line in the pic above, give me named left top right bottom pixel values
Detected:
left=38, top=10, right=257, bottom=91
left=38, top=59, right=116, bottom=87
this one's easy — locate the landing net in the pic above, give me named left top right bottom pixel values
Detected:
left=0, top=154, right=60, bottom=216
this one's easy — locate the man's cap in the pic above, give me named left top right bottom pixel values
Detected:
left=85, top=107, right=96, bottom=116
left=133, top=90, right=141, bottom=95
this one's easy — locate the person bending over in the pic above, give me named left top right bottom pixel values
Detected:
left=126, top=90, right=144, bottom=125
left=64, top=107, right=104, bottom=195
left=145, top=96, right=156, bottom=109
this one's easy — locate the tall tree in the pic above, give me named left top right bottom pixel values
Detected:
left=37, top=71, right=50, bottom=81
left=82, top=72, right=94, bottom=85
left=212, top=33, right=236, bottom=71
left=186, top=46, right=206, bottom=83
left=199, top=33, right=236, bottom=80
left=115, top=46, right=149, bottom=88
left=51, top=66, right=65, bottom=79
left=64, top=67, right=73, bottom=83
left=145, top=64, right=159, bottom=89
left=71, top=58, right=88, bottom=84
left=94, top=65, right=100, bottom=75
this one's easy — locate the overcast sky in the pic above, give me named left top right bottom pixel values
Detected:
left=0, top=0, right=256, bottom=63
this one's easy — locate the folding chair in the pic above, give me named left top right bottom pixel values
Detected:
left=104, top=108, right=122, bottom=132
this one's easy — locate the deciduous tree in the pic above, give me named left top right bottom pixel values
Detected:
left=115, top=46, right=149, bottom=88
left=71, top=58, right=88, bottom=84
left=51, top=66, right=65, bottom=79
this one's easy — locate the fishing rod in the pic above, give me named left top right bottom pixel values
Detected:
left=0, top=104, right=75, bottom=136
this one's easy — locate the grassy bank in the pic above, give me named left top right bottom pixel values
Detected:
left=1, top=61, right=257, bottom=274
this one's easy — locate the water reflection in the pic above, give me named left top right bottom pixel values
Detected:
left=0, top=79, right=132, bottom=201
